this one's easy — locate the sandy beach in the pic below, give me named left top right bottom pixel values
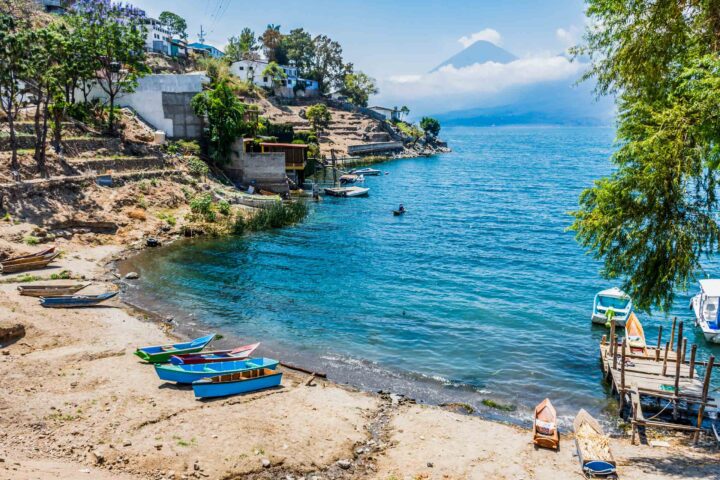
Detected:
left=0, top=232, right=717, bottom=480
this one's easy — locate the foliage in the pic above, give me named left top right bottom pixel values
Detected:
left=340, top=71, right=378, bottom=107
left=218, top=200, right=231, bottom=216
left=166, top=139, right=201, bottom=156
left=419, top=117, right=441, bottom=139
left=395, top=121, right=423, bottom=141
left=190, top=193, right=216, bottom=222
left=309, top=35, right=344, bottom=94
left=187, top=156, right=210, bottom=177
left=225, top=28, right=260, bottom=62
left=570, top=1, right=720, bottom=311
left=191, top=80, right=249, bottom=165
left=293, top=131, right=318, bottom=145
left=157, top=212, right=177, bottom=227
left=305, top=104, right=331, bottom=133
left=261, top=24, right=286, bottom=63
left=266, top=123, right=295, bottom=143
left=283, top=28, right=314, bottom=76
left=23, top=235, right=39, bottom=245
left=262, top=61, right=287, bottom=87
left=233, top=201, right=308, bottom=234
left=158, top=11, right=187, bottom=40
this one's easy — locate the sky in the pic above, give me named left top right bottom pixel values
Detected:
left=128, top=0, right=596, bottom=115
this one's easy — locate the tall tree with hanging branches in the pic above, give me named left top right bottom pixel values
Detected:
left=570, top=1, right=720, bottom=311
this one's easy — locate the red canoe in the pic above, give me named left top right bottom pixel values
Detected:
left=169, top=342, right=260, bottom=365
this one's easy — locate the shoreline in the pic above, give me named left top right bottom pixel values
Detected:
left=0, top=234, right=718, bottom=479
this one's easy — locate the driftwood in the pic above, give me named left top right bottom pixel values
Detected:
left=280, top=362, right=327, bottom=378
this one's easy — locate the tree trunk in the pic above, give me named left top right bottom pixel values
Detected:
left=37, top=99, right=50, bottom=177
left=32, top=93, right=42, bottom=166
left=108, top=93, right=115, bottom=135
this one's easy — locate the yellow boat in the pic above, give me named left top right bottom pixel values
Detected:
left=624, top=312, right=647, bottom=354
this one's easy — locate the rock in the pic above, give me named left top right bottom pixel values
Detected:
left=337, top=459, right=352, bottom=470
left=124, top=272, right=139, bottom=279
left=427, top=462, right=434, bottom=468
left=122, top=440, right=132, bottom=447
left=89, top=450, right=104, bottom=465
left=0, top=322, right=25, bottom=344
left=154, top=443, right=162, bottom=450
left=167, top=470, right=176, bottom=479
left=354, top=447, right=365, bottom=455
left=261, top=458, right=271, bottom=468
left=193, top=461, right=200, bottom=471
left=79, top=469, right=90, bottom=474
left=2, top=350, right=9, bottom=356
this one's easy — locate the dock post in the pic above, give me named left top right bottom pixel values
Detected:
left=609, top=318, right=617, bottom=357
left=619, top=338, right=627, bottom=414
left=662, top=341, right=670, bottom=376
left=601, top=334, right=607, bottom=346
left=689, top=344, right=697, bottom=379
left=694, top=355, right=715, bottom=444
left=655, top=325, right=663, bottom=361
left=681, top=338, right=687, bottom=364
left=673, top=322, right=684, bottom=419
left=669, top=317, right=677, bottom=351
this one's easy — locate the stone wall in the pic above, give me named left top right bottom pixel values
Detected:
left=162, top=92, right=202, bottom=139
left=225, top=139, right=288, bottom=194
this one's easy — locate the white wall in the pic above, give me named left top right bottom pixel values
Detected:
left=81, top=73, right=207, bottom=137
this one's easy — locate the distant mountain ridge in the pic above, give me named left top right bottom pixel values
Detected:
left=429, top=41, right=613, bottom=126
left=431, top=40, right=517, bottom=71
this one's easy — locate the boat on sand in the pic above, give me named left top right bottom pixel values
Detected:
left=18, top=283, right=89, bottom=297
left=155, top=357, right=279, bottom=384
left=192, top=368, right=283, bottom=399
left=40, top=291, right=118, bottom=308
left=573, top=409, right=616, bottom=477
left=170, top=342, right=261, bottom=364
left=532, top=398, right=559, bottom=450
left=134, top=334, right=217, bottom=363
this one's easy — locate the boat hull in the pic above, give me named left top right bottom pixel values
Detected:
left=170, top=343, right=260, bottom=364
left=155, top=358, right=279, bottom=384
left=136, top=346, right=207, bottom=363
left=135, top=333, right=217, bottom=363
left=591, top=313, right=627, bottom=327
left=192, top=370, right=282, bottom=398
left=691, top=294, right=720, bottom=343
left=40, top=291, right=118, bottom=308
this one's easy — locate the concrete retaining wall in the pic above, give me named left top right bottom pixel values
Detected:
left=226, top=139, right=288, bottom=193
left=347, top=142, right=404, bottom=156
left=82, top=74, right=207, bottom=139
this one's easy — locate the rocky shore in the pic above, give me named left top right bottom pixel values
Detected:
left=0, top=229, right=718, bottom=480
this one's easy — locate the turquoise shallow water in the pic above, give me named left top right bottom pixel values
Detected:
left=124, top=126, right=720, bottom=423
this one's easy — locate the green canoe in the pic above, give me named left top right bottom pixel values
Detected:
left=134, top=333, right=216, bottom=363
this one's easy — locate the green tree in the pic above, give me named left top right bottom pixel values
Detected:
left=191, top=80, right=249, bottom=165
left=0, top=13, right=31, bottom=173
left=71, top=1, right=149, bottom=134
left=305, top=103, right=331, bottom=133
left=340, top=71, right=378, bottom=107
left=419, top=117, right=441, bottom=139
left=400, top=106, right=410, bottom=120
left=261, top=24, right=286, bottom=63
left=284, top=28, right=314, bottom=76
left=309, top=35, right=344, bottom=94
left=569, top=1, right=720, bottom=311
left=158, top=11, right=188, bottom=40
left=226, top=28, right=260, bottom=62
left=262, top=61, right=287, bottom=88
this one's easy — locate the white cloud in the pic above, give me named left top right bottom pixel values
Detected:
left=458, top=29, right=502, bottom=48
left=556, top=26, right=580, bottom=48
left=383, top=56, right=585, bottom=101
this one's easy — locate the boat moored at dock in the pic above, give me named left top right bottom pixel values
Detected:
left=323, top=186, right=369, bottom=197
left=350, top=168, right=382, bottom=176
left=591, top=287, right=633, bottom=327
left=691, top=279, right=720, bottom=343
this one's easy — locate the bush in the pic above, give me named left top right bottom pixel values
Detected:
left=24, top=236, right=40, bottom=246
left=245, top=201, right=308, bottom=232
left=187, top=156, right=210, bottom=177
left=266, top=122, right=295, bottom=143
left=50, top=270, right=72, bottom=280
left=305, top=104, right=331, bottom=132
left=136, top=195, right=148, bottom=209
left=218, top=200, right=231, bottom=216
left=190, top=193, right=216, bottom=222
left=293, top=131, right=318, bottom=144
left=157, top=212, right=177, bottom=227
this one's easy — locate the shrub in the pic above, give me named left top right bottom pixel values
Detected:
left=177, top=140, right=201, bottom=156
left=24, top=236, right=40, bottom=246
left=245, top=201, right=308, bottom=232
left=293, top=131, right=318, bottom=145
left=157, top=212, right=177, bottom=227
left=190, top=194, right=216, bottom=222
left=50, top=270, right=72, bottom=280
left=218, top=200, right=231, bottom=216
left=187, top=156, right=210, bottom=177
left=306, top=103, right=331, bottom=132
left=266, top=122, right=294, bottom=143
left=137, top=180, right=150, bottom=193
left=136, top=195, right=148, bottom=209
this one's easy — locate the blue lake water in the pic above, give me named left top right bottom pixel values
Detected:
left=124, top=126, right=720, bottom=423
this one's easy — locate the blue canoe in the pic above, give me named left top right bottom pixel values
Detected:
left=135, top=333, right=217, bottom=363
left=40, top=291, right=118, bottom=308
left=193, top=368, right=283, bottom=399
left=154, top=357, right=279, bottom=384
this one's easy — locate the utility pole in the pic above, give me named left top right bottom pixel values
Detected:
left=198, top=25, right=206, bottom=44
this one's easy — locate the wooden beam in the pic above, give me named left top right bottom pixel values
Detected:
left=695, top=355, right=715, bottom=444
left=662, top=341, right=670, bottom=376
left=689, top=344, right=697, bottom=380
left=655, top=325, right=663, bottom=362
left=669, top=317, right=677, bottom=352
left=674, top=322, right=684, bottom=419
left=620, top=338, right=627, bottom=414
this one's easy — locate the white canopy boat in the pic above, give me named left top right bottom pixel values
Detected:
left=591, top=287, right=633, bottom=327
left=690, top=279, right=720, bottom=343
left=323, top=186, right=370, bottom=198
left=351, top=168, right=382, bottom=176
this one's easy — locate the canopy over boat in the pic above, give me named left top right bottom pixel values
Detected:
left=699, top=279, right=720, bottom=297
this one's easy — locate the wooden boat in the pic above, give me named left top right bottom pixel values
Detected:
left=690, top=279, right=720, bottom=343
left=40, top=291, right=118, bottom=308
left=192, top=367, right=282, bottom=399
left=18, top=283, right=89, bottom=297
left=134, top=333, right=217, bottom=363
left=0, top=253, right=59, bottom=274
left=351, top=168, right=381, bottom=176
left=591, top=287, right=633, bottom=327
left=339, top=174, right=360, bottom=184
left=324, top=186, right=369, bottom=198
left=1, top=246, right=55, bottom=265
left=573, top=409, right=616, bottom=477
left=154, top=357, right=279, bottom=384
left=532, top=398, right=559, bottom=450
left=170, top=342, right=261, bottom=365
left=624, top=312, right=647, bottom=354
left=393, top=209, right=406, bottom=216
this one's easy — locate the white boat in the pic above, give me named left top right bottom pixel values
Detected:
left=591, top=287, right=633, bottom=327
left=351, top=168, right=382, bottom=176
left=323, top=186, right=370, bottom=198
left=691, top=279, right=720, bottom=343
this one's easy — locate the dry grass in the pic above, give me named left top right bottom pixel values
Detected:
left=127, top=209, right=147, bottom=221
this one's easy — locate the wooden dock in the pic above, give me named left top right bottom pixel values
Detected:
left=599, top=318, right=717, bottom=444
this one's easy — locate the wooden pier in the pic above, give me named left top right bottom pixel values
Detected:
left=599, top=318, right=717, bottom=444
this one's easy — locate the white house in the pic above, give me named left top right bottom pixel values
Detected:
left=230, top=60, right=319, bottom=98
left=143, top=18, right=172, bottom=55
left=369, top=106, right=400, bottom=122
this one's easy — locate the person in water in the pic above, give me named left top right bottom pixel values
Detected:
left=398, top=204, right=405, bottom=212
